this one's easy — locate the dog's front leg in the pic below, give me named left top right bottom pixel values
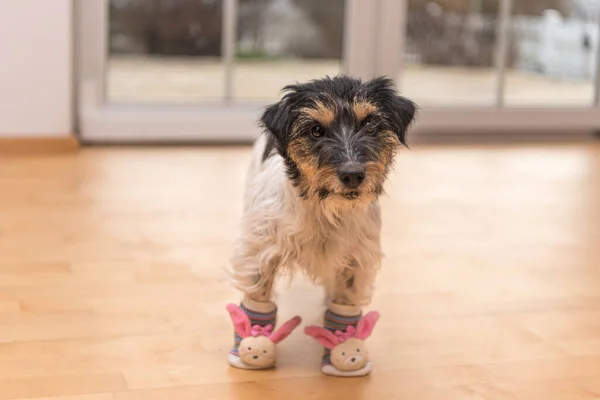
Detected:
left=328, top=261, right=376, bottom=311
left=231, top=255, right=278, bottom=305
left=308, top=262, right=378, bottom=377
left=242, top=267, right=277, bottom=305
left=227, top=254, right=288, bottom=370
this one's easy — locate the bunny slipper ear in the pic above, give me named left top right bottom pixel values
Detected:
left=269, top=316, right=302, bottom=344
left=304, top=326, right=339, bottom=350
left=355, top=311, right=380, bottom=341
left=225, top=303, right=251, bottom=339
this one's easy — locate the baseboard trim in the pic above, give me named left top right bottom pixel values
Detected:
left=0, top=136, right=79, bottom=154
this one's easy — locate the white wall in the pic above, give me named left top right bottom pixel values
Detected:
left=0, top=1, right=72, bottom=137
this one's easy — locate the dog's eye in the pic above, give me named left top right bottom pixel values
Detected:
left=247, top=347, right=252, bottom=350
left=357, top=348, right=360, bottom=352
left=311, top=125, right=324, bottom=138
left=365, top=123, right=377, bottom=135
left=341, top=352, right=346, bottom=356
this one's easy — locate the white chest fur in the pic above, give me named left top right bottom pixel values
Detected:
left=230, top=136, right=383, bottom=303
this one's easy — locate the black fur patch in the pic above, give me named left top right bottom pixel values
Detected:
left=318, top=188, right=329, bottom=200
left=261, top=136, right=278, bottom=162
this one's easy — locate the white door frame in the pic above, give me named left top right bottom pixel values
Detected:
left=76, top=0, right=600, bottom=143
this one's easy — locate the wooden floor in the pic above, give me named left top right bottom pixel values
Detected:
left=1, top=143, right=599, bottom=400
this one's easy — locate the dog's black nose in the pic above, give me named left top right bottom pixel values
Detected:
left=253, top=356, right=259, bottom=360
left=351, top=357, right=357, bottom=363
left=338, top=164, right=365, bottom=189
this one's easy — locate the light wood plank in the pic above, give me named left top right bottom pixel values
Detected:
left=0, top=374, right=124, bottom=400
left=0, top=136, right=78, bottom=155
left=21, top=395, right=114, bottom=400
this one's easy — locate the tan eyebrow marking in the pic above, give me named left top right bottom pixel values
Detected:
left=353, top=100, right=378, bottom=122
left=301, top=101, right=336, bottom=127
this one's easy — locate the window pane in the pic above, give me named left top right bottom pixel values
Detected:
left=505, top=1, right=597, bottom=107
left=233, top=0, right=345, bottom=100
left=401, top=0, right=499, bottom=106
left=108, top=0, right=224, bottom=103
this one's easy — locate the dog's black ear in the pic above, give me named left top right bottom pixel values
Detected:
left=386, top=94, right=416, bottom=147
left=260, top=98, right=295, bottom=155
left=364, top=77, right=417, bottom=147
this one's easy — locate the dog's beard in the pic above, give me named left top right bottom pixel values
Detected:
left=317, top=186, right=380, bottom=202
left=289, top=157, right=389, bottom=211
left=312, top=189, right=379, bottom=221
left=308, top=177, right=383, bottom=214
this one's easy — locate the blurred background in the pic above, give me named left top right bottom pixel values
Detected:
left=106, top=0, right=598, bottom=105
left=3, top=0, right=600, bottom=142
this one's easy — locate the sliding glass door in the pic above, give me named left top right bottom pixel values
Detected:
left=77, top=0, right=600, bottom=143
left=77, top=0, right=385, bottom=142
left=396, top=0, right=600, bottom=132
left=107, top=0, right=348, bottom=103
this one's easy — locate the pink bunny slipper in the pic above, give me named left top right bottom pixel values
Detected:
left=226, top=303, right=302, bottom=370
left=304, top=311, right=380, bottom=377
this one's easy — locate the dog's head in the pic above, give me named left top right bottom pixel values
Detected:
left=260, top=75, right=416, bottom=206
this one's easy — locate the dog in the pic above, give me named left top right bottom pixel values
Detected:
left=228, top=75, right=416, bottom=374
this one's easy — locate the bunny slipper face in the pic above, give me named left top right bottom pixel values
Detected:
left=225, top=304, right=302, bottom=370
left=238, top=336, right=277, bottom=367
left=330, top=338, right=369, bottom=371
left=304, top=311, right=380, bottom=376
